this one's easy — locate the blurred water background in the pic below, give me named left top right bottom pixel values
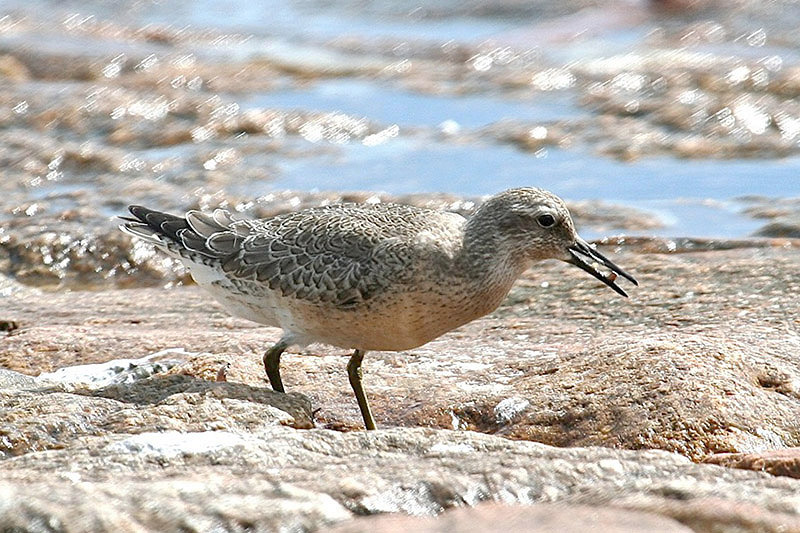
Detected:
left=2, top=0, right=800, bottom=246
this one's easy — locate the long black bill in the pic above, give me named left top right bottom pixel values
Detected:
left=567, top=238, right=638, bottom=298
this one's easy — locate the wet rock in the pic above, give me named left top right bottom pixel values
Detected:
left=0, top=220, right=192, bottom=289
left=469, top=43, right=800, bottom=161
left=594, top=235, right=800, bottom=254
left=0, top=54, right=30, bottom=81
left=741, top=196, right=800, bottom=221
left=738, top=196, right=800, bottom=238
left=0, top=273, right=37, bottom=303
left=255, top=45, right=388, bottom=78
left=327, top=503, right=694, bottom=533
left=566, top=200, right=663, bottom=232
left=483, top=119, right=569, bottom=153
left=704, top=448, right=800, bottom=479
left=6, top=47, right=101, bottom=81
left=1, top=0, right=800, bottom=202
left=569, top=49, right=800, bottom=160
left=752, top=219, right=800, bottom=239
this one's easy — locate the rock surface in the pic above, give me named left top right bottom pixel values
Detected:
left=4, top=244, right=800, bottom=530
left=326, top=503, right=695, bottom=533
left=742, top=196, right=800, bottom=239
left=3, top=417, right=800, bottom=532
left=4, top=246, right=800, bottom=458
left=704, top=448, right=800, bottom=479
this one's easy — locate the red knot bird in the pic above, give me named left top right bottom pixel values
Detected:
left=120, top=188, right=637, bottom=430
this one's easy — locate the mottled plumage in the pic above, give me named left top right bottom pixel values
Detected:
left=120, top=188, right=637, bottom=429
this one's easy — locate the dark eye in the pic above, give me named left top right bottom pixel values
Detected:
left=537, top=214, right=556, bottom=228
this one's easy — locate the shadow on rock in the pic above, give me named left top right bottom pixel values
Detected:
left=85, top=373, right=298, bottom=408
left=83, top=373, right=315, bottom=429
left=0, top=372, right=313, bottom=458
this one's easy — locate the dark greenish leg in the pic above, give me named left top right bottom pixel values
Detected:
left=263, top=340, right=289, bottom=393
left=347, top=349, right=377, bottom=430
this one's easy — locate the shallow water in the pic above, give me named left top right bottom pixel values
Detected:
left=241, top=79, right=583, bottom=128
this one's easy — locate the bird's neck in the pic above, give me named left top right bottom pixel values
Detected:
left=456, top=216, right=530, bottom=300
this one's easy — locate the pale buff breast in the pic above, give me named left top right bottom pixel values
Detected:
left=257, top=274, right=518, bottom=351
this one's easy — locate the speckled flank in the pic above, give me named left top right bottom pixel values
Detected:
left=119, top=187, right=636, bottom=428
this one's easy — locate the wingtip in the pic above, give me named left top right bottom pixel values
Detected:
left=127, top=205, right=149, bottom=219
left=117, top=222, right=137, bottom=236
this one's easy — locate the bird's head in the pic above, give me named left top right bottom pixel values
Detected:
left=470, top=187, right=638, bottom=296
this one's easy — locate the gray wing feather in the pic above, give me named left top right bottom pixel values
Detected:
left=219, top=205, right=428, bottom=309
left=181, top=210, right=246, bottom=257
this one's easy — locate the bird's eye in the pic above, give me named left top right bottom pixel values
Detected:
left=537, top=214, right=556, bottom=228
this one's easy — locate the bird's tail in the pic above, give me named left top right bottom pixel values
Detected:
left=118, top=205, right=190, bottom=256
left=119, top=205, right=242, bottom=260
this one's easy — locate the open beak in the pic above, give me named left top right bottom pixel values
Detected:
left=566, top=238, right=638, bottom=297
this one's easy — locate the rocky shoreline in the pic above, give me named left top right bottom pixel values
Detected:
left=3, top=242, right=800, bottom=531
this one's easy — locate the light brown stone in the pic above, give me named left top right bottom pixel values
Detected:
left=325, top=503, right=694, bottom=533
left=704, top=448, right=800, bottom=479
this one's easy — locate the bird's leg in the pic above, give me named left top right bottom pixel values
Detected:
left=263, top=340, right=289, bottom=393
left=347, top=349, right=377, bottom=430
